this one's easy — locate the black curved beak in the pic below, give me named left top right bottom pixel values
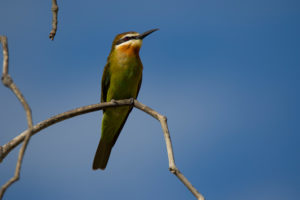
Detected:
left=137, top=28, right=159, bottom=40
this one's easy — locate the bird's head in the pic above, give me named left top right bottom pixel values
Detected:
left=110, top=28, right=158, bottom=56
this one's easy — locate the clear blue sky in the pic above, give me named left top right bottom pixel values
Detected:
left=1, top=0, right=299, bottom=199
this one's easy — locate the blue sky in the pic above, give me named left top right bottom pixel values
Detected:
left=0, top=0, right=299, bottom=199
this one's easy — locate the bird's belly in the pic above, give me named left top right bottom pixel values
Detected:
left=107, top=67, right=141, bottom=100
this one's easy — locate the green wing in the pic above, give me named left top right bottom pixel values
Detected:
left=101, top=63, right=110, bottom=103
left=110, top=75, right=142, bottom=146
left=136, top=75, right=142, bottom=98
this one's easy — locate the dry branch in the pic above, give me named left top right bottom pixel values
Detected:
left=49, top=0, right=58, bottom=40
left=0, top=99, right=134, bottom=162
left=0, top=98, right=205, bottom=200
left=134, top=101, right=205, bottom=200
left=0, top=36, right=33, bottom=199
left=0, top=35, right=205, bottom=199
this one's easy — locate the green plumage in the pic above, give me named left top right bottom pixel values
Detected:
left=93, top=32, right=143, bottom=170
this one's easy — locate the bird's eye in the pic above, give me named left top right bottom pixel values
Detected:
left=115, top=36, right=133, bottom=45
left=123, top=36, right=130, bottom=41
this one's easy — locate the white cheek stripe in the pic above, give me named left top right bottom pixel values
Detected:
left=116, top=40, right=142, bottom=49
left=120, top=33, right=139, bottom=39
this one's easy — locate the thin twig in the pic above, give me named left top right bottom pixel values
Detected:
left=0, top=36, right=33, bottom=199
left=0, top=98, right=205, bottom=199
left=49, top=0, right=58, bottom=40
left=1, top=36, right=8, bottom=76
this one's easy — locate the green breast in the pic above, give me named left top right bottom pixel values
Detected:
left=107, top=54, right=142, bottom=100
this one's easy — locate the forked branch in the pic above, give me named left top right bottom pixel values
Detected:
left=0, top=37, right=33, bottom=199
left=0, top=36, right=204, bottom=199
left=0, top=99, right=205, bottom=200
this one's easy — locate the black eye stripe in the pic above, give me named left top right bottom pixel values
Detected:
left=123, top=37, right=130, bottom=41
left=116, top=36, right=137, bottom=45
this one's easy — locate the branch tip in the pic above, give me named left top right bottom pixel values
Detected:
left=49, top=0, right=58, bottom=40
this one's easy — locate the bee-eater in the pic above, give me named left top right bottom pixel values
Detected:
left=93, top=28, right=159, bottom=170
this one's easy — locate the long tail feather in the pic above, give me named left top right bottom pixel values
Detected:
left=93, top=139, right=113, bottom=170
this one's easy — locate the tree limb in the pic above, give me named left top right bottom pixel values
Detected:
left=0, top=98, right=205, bottom=200
left=0, top=36, right=33, bottom=199
left=0, top=35, right=204, bottom=199
left=49, top=0, right=58, bottom=40
left=0, top=99, right=134, bottom=162
left=134, top=101, right=205, bottom=200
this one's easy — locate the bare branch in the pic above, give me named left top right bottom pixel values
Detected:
left=1, top=36, right=8, bottom=76
left=133, top=100, right=205, bottom=200
left=0, top=99, right=134, bottom=162
left=1, top=2, right=204, bottom=199
left=49, top=0, right=58, bottom=40
left=0, top=36, right=33, bottom=199
left=1, top=98, right=205, bottom=199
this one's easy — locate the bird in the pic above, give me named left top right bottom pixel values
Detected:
left=93, top=28, right=159, bottom=170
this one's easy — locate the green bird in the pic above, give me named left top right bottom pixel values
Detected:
left=93, top=29, right=158, bottom=170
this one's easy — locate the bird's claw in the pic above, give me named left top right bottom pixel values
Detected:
left=129, top=98, right=135, bottom=105
left=110, top=99, right=117, bottom=104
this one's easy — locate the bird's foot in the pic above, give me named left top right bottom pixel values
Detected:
left=110, top=99, right=117, bottom=104
left=129, top=98, right=135, bottom=105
